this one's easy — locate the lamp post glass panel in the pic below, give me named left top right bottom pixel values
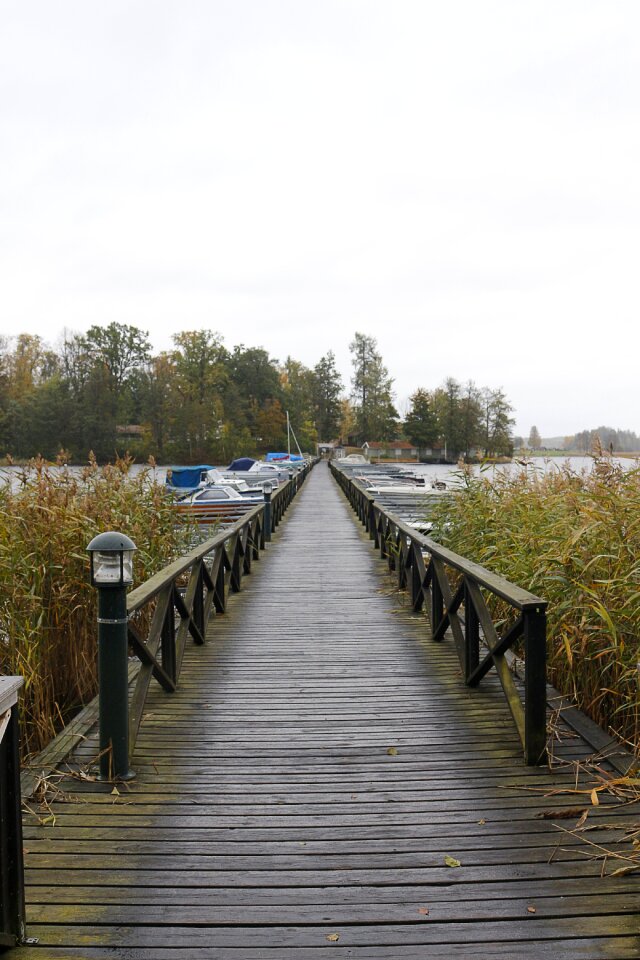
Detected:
left=87, top=531, right=137, bottom=781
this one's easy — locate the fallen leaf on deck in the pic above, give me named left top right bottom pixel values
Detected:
left=478, top=818, right=486, bottom=825
left=326, top=933, right=340, bottom=942
left=527, top=906, right=536, bottom=914
left=590, top=788, right=600, bottom=806
left=387, top=747, right=398, bottom=756
left=111, top=787, right=120, bottom=796
left=417, top=907, right=430, bottom=915
left=444, top=855, right=461, bottom=868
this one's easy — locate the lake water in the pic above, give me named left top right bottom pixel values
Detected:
left=392, top=455, right=638, bottom=486
left=1, top=455, right=638, bottom=492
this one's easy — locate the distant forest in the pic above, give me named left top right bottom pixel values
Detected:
left=1, top=325, right=515, bottom=463
left=519, top=426, right=640, bottom=454
left=570, top=427, right=640, bottom=454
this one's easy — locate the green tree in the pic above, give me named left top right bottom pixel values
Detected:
left=432, top=377, right=465, bottom=460
left=140, top=353, right=176, bottom=456
left=480, top=388, right=514, bottom=458
left=9, top=376, right=75, bottom=459
left=169, top=331, right=229, bottom=461
left=226, top=345, right=283, bottom=445
left=312, top=351, right=343, bottom=440
left=349, top=332, right=398, bottom=442
left=459, top=380, right=483, bottom=459
left=82, top=323, right=151, bottom=393
left=403, top=389, right=439, bottom=448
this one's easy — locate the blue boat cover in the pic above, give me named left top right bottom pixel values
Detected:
left=265, top=452, right=303, bottom=461
left=166, top=465, right=214, bottom=488
left=227, top=457, right=258, bottom=471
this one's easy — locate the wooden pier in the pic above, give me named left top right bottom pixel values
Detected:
left=10, top=462, right=640, bottom=957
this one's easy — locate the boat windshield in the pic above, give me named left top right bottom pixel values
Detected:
left=195, top=487, right=233, bottom=500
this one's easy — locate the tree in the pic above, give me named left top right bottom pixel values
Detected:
left=312, top=351, right=343, bottom=440
left=255, top=398, right=287, bottom=451
left=432, top=377, right=465, bottom=460
left=226, top=346, right=283, bottom=442
left=140, top=353, right=176, bottom=455
left=169, top=331, right=229, bottom=461
left=459, top=380, right=483, bottom=459
left=338, top=398, right=356, bottom=445
left=280, top=358, right=317, bottom=452
left=528, top=426, right=542, bottom=449
left=349, top=332, right=398, bottom=442
left=83, top=323, right=151, bottom=394
left=480, top=387, right=514, bottom=458
left=403, top=389, right=439, bottom=448
left=5, top=334, right=58, bottom=400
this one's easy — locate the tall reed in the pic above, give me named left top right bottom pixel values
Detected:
left=430, top=456, right=640, bottom=754
left=0, top=455, right=190, bottom=757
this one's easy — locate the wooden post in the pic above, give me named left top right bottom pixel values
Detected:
left=0, top=678, right=26, bottom=947
left=463, top=578, right=480, bottom=682
left=161, top=587, right=177, bottom=685
left=431, top=562, right=444, bottom=642
left=523, top=604, right=547, bottom=765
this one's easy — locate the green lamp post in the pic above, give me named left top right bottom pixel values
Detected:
left=87, top=531, right=137, bottom=781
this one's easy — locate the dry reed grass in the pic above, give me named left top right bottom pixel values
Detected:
left=430, top=453, right=640, bottom=754
left=0, top=454, right=189, bottom=758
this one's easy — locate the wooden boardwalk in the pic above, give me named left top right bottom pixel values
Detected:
left=14, top=462, right=640, bottom=958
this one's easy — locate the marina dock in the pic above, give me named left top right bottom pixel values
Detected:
left=7, top=461, right=640, bottom=958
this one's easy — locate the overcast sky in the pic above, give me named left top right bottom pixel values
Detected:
left=2, top=1, right=639, bottom=437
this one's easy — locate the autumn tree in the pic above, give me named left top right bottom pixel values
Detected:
left=280, top=357, right=317, bottom=452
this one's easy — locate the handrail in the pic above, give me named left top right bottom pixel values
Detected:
left=125, top=460, right=314, bottom=759
left=0, top=677, right=26, bottom=946
left=330, top=461, right=548, bottom=765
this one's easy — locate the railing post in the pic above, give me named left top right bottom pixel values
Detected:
left=193, top=563, right=205, bottom=637
left=431, top=560, right=444, bottom=641
left=161, top=587, right=177, bottom=685
left=409, top=545, right=423, bottom=612
left=263, top=486, right=272, bottom=542
left=367, top=499, right=376, bottom=540
left=463, top=577, right=480, bottom=682
left=0, top=677, right=26, bottom=948
left=523, top=604, right=547, bottom=765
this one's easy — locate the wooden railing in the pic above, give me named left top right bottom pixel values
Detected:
left=0, top=678, right=26, bottom=947
left=125, top=463, right=313, bottom=759
left=331, top=462, right=548, bottom=765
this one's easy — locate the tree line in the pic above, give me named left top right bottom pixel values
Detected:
left=0, top=326, right=514, bottom=462
left=518, top=425, right=640, bottom=454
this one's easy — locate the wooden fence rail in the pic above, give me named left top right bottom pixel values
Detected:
left=330, top=462, right=548, bottom=764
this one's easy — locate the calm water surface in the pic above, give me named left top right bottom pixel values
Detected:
left=1, top=456, right=638, bottom=492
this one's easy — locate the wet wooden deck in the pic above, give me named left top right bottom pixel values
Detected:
left=13, top=462, right=640, bottom=958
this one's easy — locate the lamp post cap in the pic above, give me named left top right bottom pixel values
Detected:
left=87, top=531, right=137, bottom=553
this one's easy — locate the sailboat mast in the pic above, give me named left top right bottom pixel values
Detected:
left=286, top=411, right=291, bottom=459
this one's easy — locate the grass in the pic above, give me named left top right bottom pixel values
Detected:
left=429, top=454, right=640, bottom=755
left=0, top=454, right=192, bottom=758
